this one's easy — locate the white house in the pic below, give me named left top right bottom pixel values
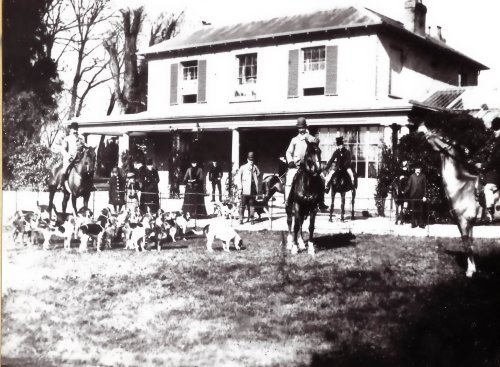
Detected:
left=75, top=0, right=487, bottom=199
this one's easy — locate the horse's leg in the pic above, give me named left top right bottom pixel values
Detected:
left=291, top=207, right=301, bottom=255
left=308, top=209, right=317, bottom=255
left=459, top=218, right=476, bottom=278
left=351, top=189, right=356, bottom=220
left=286, top=203, right=294, bottom=249
left=340, top=192, right=346, bottom=222
left=329, top=192, right=336, bottom=222
left=394, top=200, right=399, bottom=224
left=297, top=212, right=306, bottom=251
left=62, top=192, right=70, bottom=215
left=48, top=186, right=56, bottom=220
left=71, top=195, right=78, bottom=217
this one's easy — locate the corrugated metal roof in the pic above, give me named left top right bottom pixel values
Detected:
left=421, top=89, right=466, bottom=109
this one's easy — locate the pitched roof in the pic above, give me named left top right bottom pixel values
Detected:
left=142, top=6, right=380, bottom=54
left=140, top=5, right=487, bottom=69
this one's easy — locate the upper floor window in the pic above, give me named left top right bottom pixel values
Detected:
left=303, top=47, right=325, bottom=72
left=237, top=53, right=257, bottom=85
left=182, top=60, right=198, bottom=80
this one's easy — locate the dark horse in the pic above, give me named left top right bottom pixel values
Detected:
left=327, top=166, right=357, bottom=222
left=286, top=140, right=322, bottom=255
left=48, top=146, right=96, bottom=219
left=390, top=174, right=409, bottom=224
left=261, top=174, right=285, bottom=203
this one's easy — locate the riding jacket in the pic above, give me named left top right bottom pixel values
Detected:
left=237, top=161, right=260, bottom=195
left=325, top=147, right=352, bottom=171
left=61, top=133, right=88, bottom=166
left=286, top=131, right=319, bottom=166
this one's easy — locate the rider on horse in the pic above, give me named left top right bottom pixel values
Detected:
left=285, top=117, right=329, bottom=211
left=58, top=122, right=90, bottom=191
left=325, top=136, right=355, bottom=190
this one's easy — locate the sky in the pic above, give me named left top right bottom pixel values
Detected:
left=116, top=0, right=500, bottom=89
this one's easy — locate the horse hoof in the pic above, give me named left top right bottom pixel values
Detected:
left=307, top=242, right=315, bottom=256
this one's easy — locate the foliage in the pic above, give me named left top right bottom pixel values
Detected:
left=3, top=0, right=62, bottom=188
left=3, top=143, right=56, bottom=191
left=374, top=145, right=399, bottom=216
left=375, top=132, right=446, bottom=220
left=376, top=110, right=496, bottom=221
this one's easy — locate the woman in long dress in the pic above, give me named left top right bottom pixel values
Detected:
left=182, top=160, right=207, bottom=218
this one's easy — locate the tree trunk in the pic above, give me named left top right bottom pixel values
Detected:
left=103, top=37, right=126, bottom=114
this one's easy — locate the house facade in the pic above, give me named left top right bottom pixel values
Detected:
left=75, top=1, right=487, bottom=200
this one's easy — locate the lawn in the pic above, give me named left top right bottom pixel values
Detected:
left=2, top=231, right=500, bottom=367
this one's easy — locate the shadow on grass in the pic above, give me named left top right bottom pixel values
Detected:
left=310, top=271, right=500, bottom=367
left=313, top=233, right=357, bottom=251
left=444, top=247, right=500, bottom=277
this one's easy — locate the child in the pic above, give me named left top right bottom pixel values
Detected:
left=126, top=172, right=140, bottom=212
left=109, top=167, right=125, bottom=213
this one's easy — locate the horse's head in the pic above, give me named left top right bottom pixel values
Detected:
left=75, top=146, right=96, bottom=178
left=418, top=124, right=452, bottom=154
left=301, top=139, right=322, bottom=176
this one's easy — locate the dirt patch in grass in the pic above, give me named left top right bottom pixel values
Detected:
left=2, top=231, right=500, bottom=366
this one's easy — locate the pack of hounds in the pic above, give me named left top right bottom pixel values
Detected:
left=10, top=201, right=243, bottom=253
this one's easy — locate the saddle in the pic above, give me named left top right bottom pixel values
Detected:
left=329, top=169, right=354, bottom=192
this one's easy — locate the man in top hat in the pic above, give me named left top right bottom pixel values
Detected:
left=325, top=136, right=355, bottom=189
left=403, top=163, right=427, bottom=228
left=58, top=122, right=90, bottom=190
left=286, top=117, right=329, bottom=211
left=237, top=152, right=260, bottom=224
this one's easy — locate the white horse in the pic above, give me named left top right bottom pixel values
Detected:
left=418, top=125, right=492, bottom=277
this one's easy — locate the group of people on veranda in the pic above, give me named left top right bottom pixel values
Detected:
left=57, top=116, right=500, bottom=225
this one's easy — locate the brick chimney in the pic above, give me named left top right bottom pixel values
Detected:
left=404, top=0, right=427, bottom=36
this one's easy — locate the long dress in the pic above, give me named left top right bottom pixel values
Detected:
left=182, top=166, right=207, bottom=218
left=141, top=168, right=160, bottom=213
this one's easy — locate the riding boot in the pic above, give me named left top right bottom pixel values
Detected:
left=318, top=191, right=329, bottom=212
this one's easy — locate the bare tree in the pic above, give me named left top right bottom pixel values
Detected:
left=45, top=0, right=116, bottom=119
left=104, top=8, right=183, bottom=115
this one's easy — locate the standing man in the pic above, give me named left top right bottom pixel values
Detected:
left=209, top=161, right=223, bottom=202
left=403, top=164, right=427, bottom=228
left=285, top=117, right=328, bottom=211
left=58, top=122, right=90, bottom=191
left=237, top=152, right=260, bottom=225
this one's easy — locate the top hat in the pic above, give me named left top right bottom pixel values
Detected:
left=336, top=136, right=344, bottom=145
left=69, top=122, right=79, bottom=130
left=247, top=152, right=255, bottom=160
left=296, top=117, right=307, bottom=128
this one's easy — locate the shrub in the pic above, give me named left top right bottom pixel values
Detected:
left=3, top=143, right=57, bottom=191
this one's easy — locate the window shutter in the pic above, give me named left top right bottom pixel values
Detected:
left=287, top=49, right=299, bottom=98
left=197, top=59, right=207, bottom=103
left=170, top=63, right=178, bottom=105
left=325, top=46, right=338, bottom=96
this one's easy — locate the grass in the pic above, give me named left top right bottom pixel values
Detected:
left=2, top=231, right=500, bottom=366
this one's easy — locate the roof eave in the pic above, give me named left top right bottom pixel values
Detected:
left=139, top=22, right=383, bottom=57
left=380, top=23, right=488, bottom=71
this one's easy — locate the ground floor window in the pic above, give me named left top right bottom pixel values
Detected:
left=318, top=126, right=383, bottom=179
